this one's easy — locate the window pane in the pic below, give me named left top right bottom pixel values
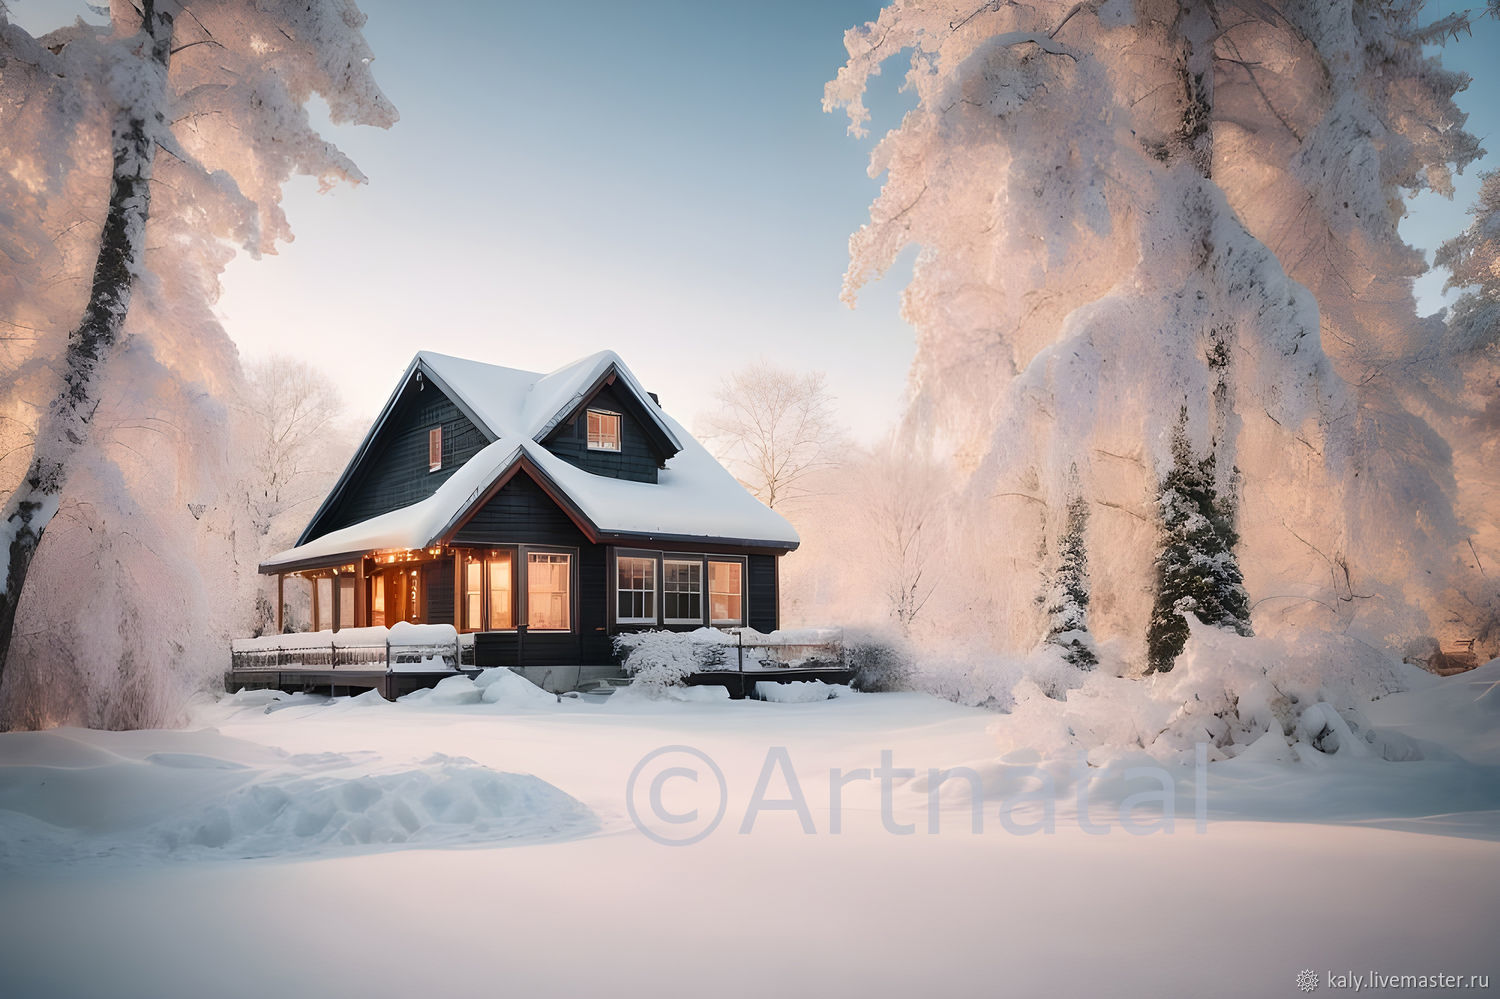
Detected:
left=663, top=559, right=702, bottom=623
left=316, top=577, right=333, bottom=631
left=527, top=553, right=571, bottom=630
left=339, top=579, right=355, bottom=629
left=429, top=427, right=443, bottom=471
left=403, top=569, right=421, bottom=623
left=709, top=560, right=743, bottom=624
left=488, top=554, right=513, bottom=629
left=587, top=410, right=621, bottom=451
left=616, top=555, right=656, bottom=622
left=371, top=575, right=386, bottom=628
left=464, top=557, right=483, bottom=630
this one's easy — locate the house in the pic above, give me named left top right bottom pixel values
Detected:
left=246, top=349, right=803, bottom=693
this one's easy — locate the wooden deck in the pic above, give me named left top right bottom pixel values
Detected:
left=690, top=667, right=857, bottom=699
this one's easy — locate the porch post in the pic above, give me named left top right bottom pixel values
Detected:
left=310, top=575, right=319, bottom=632
left=276, top=573, right=284, bottom=634
left=355, top=559, right=368, bottom=629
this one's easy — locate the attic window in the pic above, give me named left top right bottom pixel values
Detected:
left=428, top=427, right=442, bottom=472
left=587, top=409, right=621, bottom=452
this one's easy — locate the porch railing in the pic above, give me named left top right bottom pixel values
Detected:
left=229, top=630, right=463, bottom=672
left=691, top=631, right=846, bottom=673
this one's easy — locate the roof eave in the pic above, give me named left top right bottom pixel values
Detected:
left=258, top=550, right=377, bottom=575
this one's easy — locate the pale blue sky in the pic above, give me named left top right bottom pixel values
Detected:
left=9, top=0, right=1498, bottom=436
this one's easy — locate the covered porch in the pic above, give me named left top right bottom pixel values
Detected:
left=268, top=547, right=449, bottom=635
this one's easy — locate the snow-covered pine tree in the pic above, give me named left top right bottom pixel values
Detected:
left=1146, top=408, right=1251, bottom=673
left=1042, top=488, right=1097, bottom=669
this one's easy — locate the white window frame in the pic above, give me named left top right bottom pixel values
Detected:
left=708, top=557, right=746, bottom=627
left=662, top=556, right=705, bottom=626
left=586, top=409, right=622, bottom=452
left=428, top=426, right=443, bottom=472
left=615, top=553, right=657, bottom=625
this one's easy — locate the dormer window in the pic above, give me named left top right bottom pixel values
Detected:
left=587, top=409, right=621, bottom=451
left=428, top=427, right=443, bottom=472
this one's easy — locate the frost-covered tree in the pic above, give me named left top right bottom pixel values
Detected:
left=826, top=0, right=1489, bottom=663
left=855, top=440, right=948, bottom=635
left=1438, top=169, right=1500, bottom=353
left=1145, top=410, right=1251, bottom=672
left=1432, top=167, right=1500, bottom=658
left=0, top=0, right=395, bottom=725
left=242, top=357, right=355, bottom=635
left=1042, top=487, right=1097, bottom=669
left=698, top=362, right=845, bottom=509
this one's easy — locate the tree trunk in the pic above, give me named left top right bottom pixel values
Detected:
left=0, top=4, right=175, bottom=699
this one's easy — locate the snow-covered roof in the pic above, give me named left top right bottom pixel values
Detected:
left=417, top=348, right=683, bottom=453
left=265, top=351, right=796, bottom=571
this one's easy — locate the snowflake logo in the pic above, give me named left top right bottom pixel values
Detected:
left=1295, top=969, right=1320, bottom=993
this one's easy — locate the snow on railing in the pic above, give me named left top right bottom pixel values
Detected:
left=229, top=623, right=461, bottom=672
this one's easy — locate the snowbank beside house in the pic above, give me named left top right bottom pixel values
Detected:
left=397, top=668, right=559, bottom=708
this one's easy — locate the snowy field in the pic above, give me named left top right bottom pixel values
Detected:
left=1, top=665, right=1497, bottom=999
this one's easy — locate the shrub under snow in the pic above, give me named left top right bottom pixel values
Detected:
left=613, top=629, right=736, bottom=694
left=964, top=621, right=1415, bottom=764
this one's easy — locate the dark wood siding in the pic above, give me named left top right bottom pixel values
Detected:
left=454, top=472, right=606, bottom=666
left=579, top=544, right=611, bottom=663
left=424, top=556, right=454, bottom=626
left=451, top=473, right=588, bottom=548
left=748, top=554, right=778, bottom=632
left=542, top=383, right=660, bottom=483
left=316, top=381, right=487, bottom=536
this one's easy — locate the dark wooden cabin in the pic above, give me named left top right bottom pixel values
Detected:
left=248, top=350, right=801, bottom=693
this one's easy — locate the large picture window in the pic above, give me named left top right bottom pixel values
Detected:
left=663, top=558, right=703, bottom=625
left=587, top=409, right=621, bottom=451
left=461, top=550, right=517, bottom=632
left=527, top=552, right=571, bottom=631
left=617, top=555, right=656, bottom=624
left=709, top=560, right=744, bottom=626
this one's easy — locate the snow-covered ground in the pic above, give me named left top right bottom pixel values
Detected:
left=1, top=665, right=1496, bottom=998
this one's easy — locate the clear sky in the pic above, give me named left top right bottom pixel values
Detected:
left=8, top=0, right=1498, bottom=436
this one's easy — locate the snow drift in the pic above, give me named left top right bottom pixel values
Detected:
left=0, top=726, right=595, bottom=869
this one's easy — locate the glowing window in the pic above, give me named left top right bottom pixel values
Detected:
left=586, top=410, right=621, bottom=452
left=428, top=427, right=443, bottom=472
left=709, top=560, right=743, bottom=626
left=487, top=553, right=514, bottom=630
left=527, top=552, right=571, bottom=631
left=463, top=555, right=483, bottom=630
